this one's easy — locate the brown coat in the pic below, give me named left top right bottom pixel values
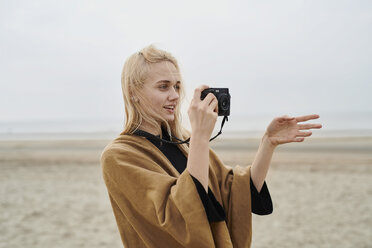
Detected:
left=101, top=133, right=252, bottom=248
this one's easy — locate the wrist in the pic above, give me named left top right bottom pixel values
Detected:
left=262, top=132, right=277, bottom=150
left=190, top=130, right=211, bottom=142
left=190, top=136, right=210, bottom=146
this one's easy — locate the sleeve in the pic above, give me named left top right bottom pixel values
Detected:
left=250, top=177, right=273, bottom=215
left=208, top=148, right=254, bottom=247
left=101, top=147, right=215, bottom=248
left=190, top=174, right=226, bottom=222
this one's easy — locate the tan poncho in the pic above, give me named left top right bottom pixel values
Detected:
left=101, top=133, right=252, bottom=248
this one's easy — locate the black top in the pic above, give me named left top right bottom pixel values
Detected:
left=134, top=128, right=273, bottom=222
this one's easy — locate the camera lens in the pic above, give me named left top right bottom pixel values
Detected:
left=218, top=94, right=230, bottom=111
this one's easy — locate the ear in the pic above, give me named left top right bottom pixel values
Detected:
left=129, top=84, right=140, bottom=103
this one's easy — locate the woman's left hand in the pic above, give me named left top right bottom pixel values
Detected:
left=265, top=114, right=322, bottom=146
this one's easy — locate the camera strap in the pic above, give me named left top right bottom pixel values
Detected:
left=134, top=116, right=229, bottom=145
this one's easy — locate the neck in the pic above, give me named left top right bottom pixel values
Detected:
left=138, top=123, right=161, bottom=136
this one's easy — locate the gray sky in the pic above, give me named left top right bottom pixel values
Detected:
left=1, top=0, right=371, bottom=128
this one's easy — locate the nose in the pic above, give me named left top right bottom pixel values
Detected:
left=169, top=87, right=179, bottom=101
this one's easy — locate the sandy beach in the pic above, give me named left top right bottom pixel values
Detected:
left=1, top=136, right=371, bottom=248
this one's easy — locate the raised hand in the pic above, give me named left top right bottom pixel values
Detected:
left=188, top=85, right=218, bottom=141
left=265, top=114, right=322, bottom=146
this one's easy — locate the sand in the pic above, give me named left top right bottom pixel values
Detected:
left=1, top=136, right=371, bottom=248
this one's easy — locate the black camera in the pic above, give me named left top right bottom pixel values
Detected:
left=200, top=88, right=230, bottom=116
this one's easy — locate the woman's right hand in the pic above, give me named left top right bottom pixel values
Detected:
left=188, top=85, right=218, bottom=141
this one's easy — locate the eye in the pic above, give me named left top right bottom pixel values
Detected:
left=174, top=84, right=180, bottom=90
left=159, top=84, right=168, bottom=89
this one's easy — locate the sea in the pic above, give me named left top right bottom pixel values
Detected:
left=1, top=112, right=371, bottom=140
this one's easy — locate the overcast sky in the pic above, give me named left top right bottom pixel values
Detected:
left=1, top=0, right=371, bottom=130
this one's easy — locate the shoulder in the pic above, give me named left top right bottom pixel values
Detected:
left=100, top=134, right=152, bottom=166
left=100, top=133, right=166, bottom=174
left=101, top=133, right=149, bottom=156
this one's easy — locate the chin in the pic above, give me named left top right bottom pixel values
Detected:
left=163, top=115, right=175, bottom=122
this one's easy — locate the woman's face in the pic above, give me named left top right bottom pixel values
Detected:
left=140, top=61, right=181, bottom=123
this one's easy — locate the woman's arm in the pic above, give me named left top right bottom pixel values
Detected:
left=250, top=114, right=322, bottom=192
left=250, top=133, right=276, bottom=192
left=187, top=134, right=211, bottom=192
left=186, top=85, right=218, bottom=192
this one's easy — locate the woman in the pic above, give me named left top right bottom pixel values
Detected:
left=101, top=45, right=322, bottom=248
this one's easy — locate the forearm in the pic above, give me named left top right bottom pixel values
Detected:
left=186, top=133, right=210, bottom=192
left=250, top=133, right=276, bottom=192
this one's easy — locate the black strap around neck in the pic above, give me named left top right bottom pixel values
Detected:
left=133, top=116, right=228, bottom=145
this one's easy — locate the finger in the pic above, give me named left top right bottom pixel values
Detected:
left=296, top=131, right=312, bottom=137
left=277, top=115, right=295, bottom=122
left=293, top=137, right=305, bottom=142
left=295, top=114, right=320, bottom=123
left=277, top=136, right=304, bottom=144
left=283, top=137, right=304, bottom=143
left=208, top=96, right=218, bottom=113
left=201, top=93, right=216, bottom=106
left=298, top=123, right=323, bottom=130
left=192, top=85, right=209, bottom=102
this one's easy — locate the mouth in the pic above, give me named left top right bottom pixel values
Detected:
left=163, top=105, right=175, bottom=113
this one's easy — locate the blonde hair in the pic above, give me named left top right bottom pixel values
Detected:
left=121, top=45, right=190, bottom=151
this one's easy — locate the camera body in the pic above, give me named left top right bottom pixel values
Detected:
left=200, top=88, right=230, bottom=116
